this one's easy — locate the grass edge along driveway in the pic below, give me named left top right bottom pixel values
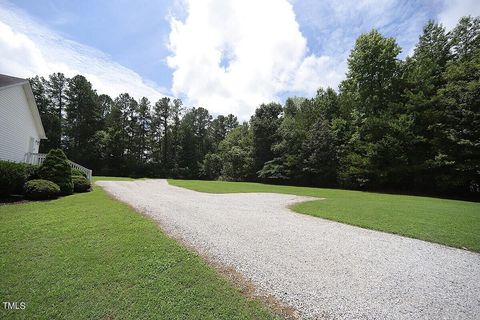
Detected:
left=0, top=177, right=276, bottom=320
left=168, top=179, right=480, bottom=252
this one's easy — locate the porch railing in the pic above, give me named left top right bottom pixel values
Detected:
left=24, top=152, right=93, bottom=183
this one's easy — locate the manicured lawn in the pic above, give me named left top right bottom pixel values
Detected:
left=0, top=185, right=275, bottom=319
left=168, top=179, right=480, bottom=252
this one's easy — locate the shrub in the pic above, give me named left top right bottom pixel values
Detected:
left=0, top=161, right=37, bottom=196
left=71, top=168, right=87, bottom=178
left=26, top=165, right=40, bottom=181
left=23, top=179, right=60, bottom=200
left=72, top=175, right=91, bottom=193
left=38, top=149, right=73, bottom=195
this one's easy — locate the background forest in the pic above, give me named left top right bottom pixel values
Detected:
left=29, top=17, right=479, bottom=197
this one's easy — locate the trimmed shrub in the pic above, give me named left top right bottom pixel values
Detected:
left=23, top=179, right=60, bottom=200
left=38, top=149, right=73, bottom=195
left=26, top=165, right=40, bottom=181
left=0, top=161, right=37, bottom=196
left=72, top=175, right=91, bottom=193
left=71, top=168, right=87, bottom=178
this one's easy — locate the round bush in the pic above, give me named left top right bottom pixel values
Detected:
left=23, top=179, right=60, bottom=200
left=38, top=149, right=73, bottom=195
left=72, top=175, right=91, bottom=193
left=0, top=161, right=26, bottom=195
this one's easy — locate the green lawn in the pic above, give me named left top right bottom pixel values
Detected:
left=0, top=185, right=275, bottom=319
left=168, top=179, right=480, bottom=252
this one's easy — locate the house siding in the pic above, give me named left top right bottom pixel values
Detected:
left=0, top=85, right=41, bottom=162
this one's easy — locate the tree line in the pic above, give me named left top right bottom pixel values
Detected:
left=29, top=17, right=479, bottom=197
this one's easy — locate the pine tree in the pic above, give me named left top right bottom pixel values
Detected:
left=47, top=73, right=68, bottom=148
left=64, top=75, right=101, bottom=169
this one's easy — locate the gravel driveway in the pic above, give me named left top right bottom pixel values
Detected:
left=97, top=179, right=480, bottom=319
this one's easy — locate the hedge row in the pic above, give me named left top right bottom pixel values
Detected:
left=1, top=149, right=92, bottom=200
left=0, top=161, right=37, bottom=196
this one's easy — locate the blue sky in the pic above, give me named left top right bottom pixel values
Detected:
left=10, top=0, right=175, bottom=87
left=1, top=0, right=478, bottom=118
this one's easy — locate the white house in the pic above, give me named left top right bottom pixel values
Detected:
left=0, top=74, right=47, bottom=162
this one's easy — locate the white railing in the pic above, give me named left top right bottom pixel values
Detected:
left=24, top=152, right=92, bottom=182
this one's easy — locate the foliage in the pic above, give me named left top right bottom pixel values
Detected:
left=177, top=107, right=213, bottom=178
left=23, top=179, right=60, bottom=200
left=71, top=168, right=87, bottom=178
left=339, top=29, right=408, bottom=189
left=38, top=149, right=73, bottom=195
left=0, top=161, right=37, bottom=196
left=64, top=75, right=102, bottom=170
left=201, top=153, right=223, bottom=179
left=72, top=175, right=91, bottom=193
left=218, top=124, right=255, bottom=181
left=0, top=186, right=275, bottom=319
left=250, top=102, right=283, bottom=173
left=434, top=17, right=480, bottom=193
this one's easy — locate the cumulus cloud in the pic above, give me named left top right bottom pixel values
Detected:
left=0, top=3, right=168, bottom=101
left=167, top=0, right=342, bottom=119
left=292, top=55, right=345, bottom=94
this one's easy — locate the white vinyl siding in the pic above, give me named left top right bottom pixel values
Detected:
left=0, top=85, right=41, bottom=162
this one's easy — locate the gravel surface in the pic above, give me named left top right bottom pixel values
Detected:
left=97, top=179, right=480, bottom=319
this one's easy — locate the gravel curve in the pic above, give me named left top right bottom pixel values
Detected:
left=97, top=179, right=480, bottom=319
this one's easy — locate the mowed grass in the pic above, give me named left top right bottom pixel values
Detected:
left=0, top=185, right=275, bottom=319
left=168, top=179, right=480, bottom=252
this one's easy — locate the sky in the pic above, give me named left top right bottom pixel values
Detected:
left=0, top=0, right=479, bottom=119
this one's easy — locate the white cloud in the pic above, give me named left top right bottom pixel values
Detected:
left=0, top=21, right=50, bottom=76
left=0, top=3, right=168, bottom=102
left=167, top=0, right=343, bottom=119
left=292, top=55, right=345, bottom=94
left=438, top=0, right=480, bottom=30
left=291, top=0, right=434, bottom=59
